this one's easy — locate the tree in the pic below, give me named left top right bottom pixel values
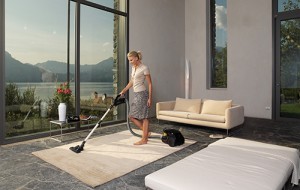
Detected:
left=212, top=44, right=227, bottom=88
left=280, top=0, right=300, bottom=88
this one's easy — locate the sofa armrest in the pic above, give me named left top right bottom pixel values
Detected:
left=225, top=105, right=244, bottom=129
left=156, top=101, right=176, bottom=117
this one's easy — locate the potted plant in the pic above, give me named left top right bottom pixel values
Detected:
left=55, top=82, right=72, bottom=121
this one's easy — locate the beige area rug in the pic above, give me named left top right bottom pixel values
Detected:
left=32, top=130, right=196, bottom=188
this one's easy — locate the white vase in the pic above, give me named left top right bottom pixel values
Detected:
left=58, top=102, right=67, bottom=122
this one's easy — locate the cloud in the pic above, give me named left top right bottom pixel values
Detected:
left=101, top=42, right=112, bottom=53
left=216, top=5, right=227, bottom=30
left=102, top=42, right=110, bottom=47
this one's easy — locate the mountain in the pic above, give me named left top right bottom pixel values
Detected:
left=5, top=52, right=44, bottom=82
left=5, top=52, right=114, bottom=82
left=36, top=60, right=71, bottom=74
left=81, top=57, right=114, bottom=82
left=36, top=57, right=114, bottom=82
left=216, top=46, right=225, bottom=53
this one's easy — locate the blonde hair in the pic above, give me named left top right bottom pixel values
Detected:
left=127, top=50, right=142, bottom=60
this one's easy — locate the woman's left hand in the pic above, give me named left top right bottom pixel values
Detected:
left=147, top=99, right=152, bottom=107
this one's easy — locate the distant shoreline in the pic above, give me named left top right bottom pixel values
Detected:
left=12, top=82, right=114, bottom=101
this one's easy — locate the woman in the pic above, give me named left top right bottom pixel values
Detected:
left=120, top=51, right=153, bottom=145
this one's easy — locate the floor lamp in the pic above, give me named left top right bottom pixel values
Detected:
left=185, top=59, right=190, bottom=99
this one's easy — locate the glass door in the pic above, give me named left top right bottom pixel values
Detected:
left=276, top=18, right=300, bottom=119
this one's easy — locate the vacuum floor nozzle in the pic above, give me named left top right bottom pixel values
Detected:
left=69, top=145, right=84, bottom=153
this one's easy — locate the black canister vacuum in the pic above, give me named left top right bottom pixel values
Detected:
left=70, top=94, right=160, bottom=153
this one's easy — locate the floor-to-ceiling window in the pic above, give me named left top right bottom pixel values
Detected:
left=275, top=0, right=300, bottom=119
left=208, top=0, right=227, bottom=88
left=79, top=2, right=127, bottom=125
left=4, top=0, right=70, bottom=138
left=2, top=0, right=128, bottom=143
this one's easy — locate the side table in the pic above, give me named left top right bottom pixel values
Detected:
left=49, top=120, right=80, bottom=142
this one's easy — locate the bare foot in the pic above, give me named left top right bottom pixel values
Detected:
left=148, top=132, right=151, bottom=137
left=134, top=139, right=148, bottom=145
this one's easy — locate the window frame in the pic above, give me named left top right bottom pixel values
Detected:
left=207, top=0, right=228, bottom=89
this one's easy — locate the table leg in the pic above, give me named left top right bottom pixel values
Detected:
left=49, top=122, right=63, bottom=142
left=60, top=124, right=63, bottom=142
left=50, top=122, right=52, bottom=137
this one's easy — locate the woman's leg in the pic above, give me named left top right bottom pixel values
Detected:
left=130, top=116, right=151, bottom=136
left=142, top=118, right=149, bottom=140
left=134, top=118, right=149, bottom=145
left=129, top=116, right=143, bottom=130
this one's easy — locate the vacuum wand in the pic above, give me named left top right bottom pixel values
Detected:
left=69, top=93, right=160, bottom=154
left=70, top=94, right=124, bottom=153
left=84, top=105, right=112, bottom=142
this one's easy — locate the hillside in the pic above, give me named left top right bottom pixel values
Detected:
left=5, top=52, right=113, bottom=82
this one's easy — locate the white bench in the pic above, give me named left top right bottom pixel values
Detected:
left=145, top=137, right=300, bottom=190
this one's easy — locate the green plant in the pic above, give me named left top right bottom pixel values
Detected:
left=5, top=83, right=22, bottom=105
left=5, top=83, right=38, bottom=106
left=22, top=86, right=37, bottom=105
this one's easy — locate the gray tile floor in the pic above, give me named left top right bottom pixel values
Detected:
left=0, top=117, right=300, bottom=190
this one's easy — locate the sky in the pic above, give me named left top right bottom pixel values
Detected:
left=5, top=0, right=115, bottom=65
left=278, top=0, right=300, bottom=12
left=6, top=0, right=297, bottom=63
left=215, top=0, right=227, bottom=48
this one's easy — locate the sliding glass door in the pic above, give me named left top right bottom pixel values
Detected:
left=275, top=0, right=300, bottom=119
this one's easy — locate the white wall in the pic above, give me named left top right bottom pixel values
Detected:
left=228, top=0, right=273, bottom=118
left=129, top=0, right=185, bottom=117
left=130, top=0, right=273, bottom=119
left=185, top=0, right=273, bottom=119
left=185, top=0, right=207, bottom=99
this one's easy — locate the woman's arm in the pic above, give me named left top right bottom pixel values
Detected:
left=145, top=74, right=152, bottom=107
left=120, top=80, right=133, bottom=95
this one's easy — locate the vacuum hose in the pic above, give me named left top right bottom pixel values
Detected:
left=125, top=99, right=141, bottom=138
left=125, top=98, right=160, bottom=139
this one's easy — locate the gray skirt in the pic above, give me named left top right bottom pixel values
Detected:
left=129, top=91, right=149, bottom=120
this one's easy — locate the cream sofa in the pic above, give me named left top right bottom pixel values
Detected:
left=156, top=98, right=244, bottom=134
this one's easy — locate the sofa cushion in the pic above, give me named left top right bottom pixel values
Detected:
left=188, top=113, right=225, bottom=123
left=173, top=98, right=201, bottom=113
left=159, top=110, right=188, bottom=119
left=201, top=100, right=232, bottom=116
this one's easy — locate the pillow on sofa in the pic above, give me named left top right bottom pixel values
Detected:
left=201, top=99, right=232, bottom=116
left=173, top=98, right=201, bottom=113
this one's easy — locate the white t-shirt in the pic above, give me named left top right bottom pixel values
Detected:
left=131, top=63, right=150, bottom=92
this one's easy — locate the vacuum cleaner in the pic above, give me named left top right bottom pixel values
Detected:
left=70, top=94, right=159, bottom=153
